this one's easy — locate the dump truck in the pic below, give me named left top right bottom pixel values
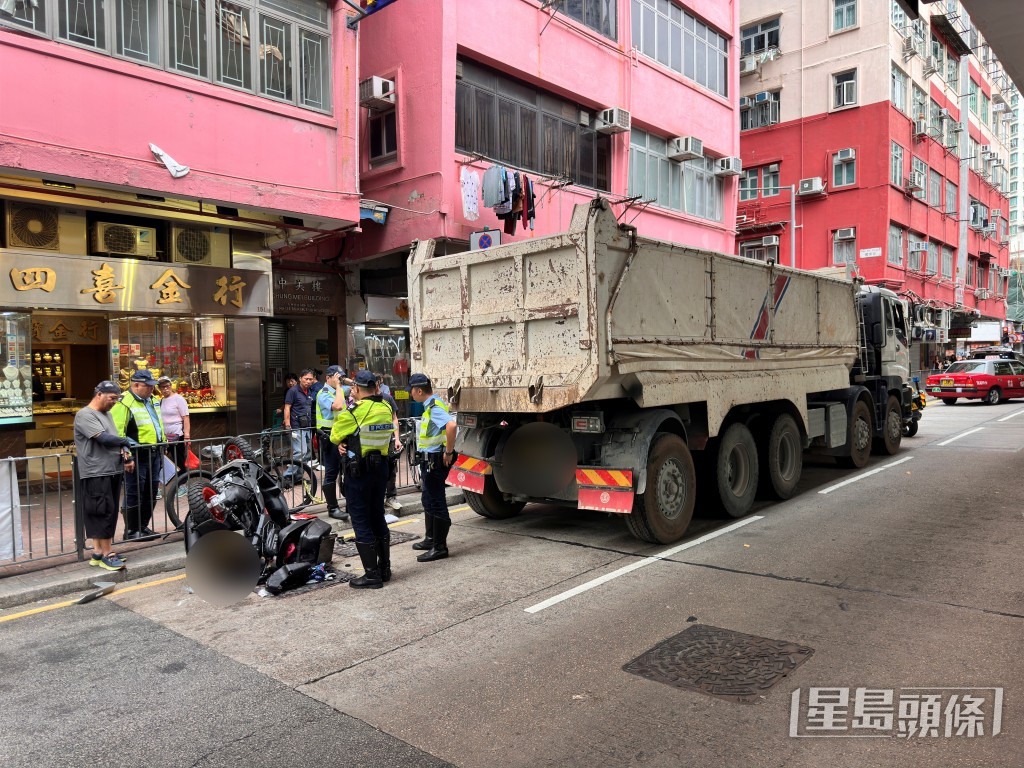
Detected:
left=408, top=199, right=914, bottom=544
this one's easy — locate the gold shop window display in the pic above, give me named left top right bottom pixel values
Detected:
left=109, top=317, right=235, bottom=411
left=0, top=312, right=34, bottom=427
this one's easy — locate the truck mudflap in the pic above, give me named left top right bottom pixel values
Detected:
left=576, top=467, right=635, bottom=514
left=446, top=455, right=492, bottom=495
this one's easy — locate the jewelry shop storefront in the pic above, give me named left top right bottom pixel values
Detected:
left=0, top=255, right=271, bottom=456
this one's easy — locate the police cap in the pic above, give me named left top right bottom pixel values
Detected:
left=353, top=370, right=377, bottom=387
left=408, top=373, right=431, bottom=388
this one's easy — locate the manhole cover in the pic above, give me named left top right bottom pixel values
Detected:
left=623, top=624, right=813, bottom=703
left=334, top=529, right=420, bottom=559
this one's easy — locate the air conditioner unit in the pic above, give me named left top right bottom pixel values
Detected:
left=947, top=123, right=962, bottom=134
left=668, top=136, right=703, bottom=161
left=578, top=110, right=591, bottom=127
left=902, top=37, right=917, bottom=58
left=913, top=119, right=928, bottom=137
left=923, top=56, right=938, bottom=76
left=358, top=76, right=396, bottom=110
left=906, top=170, right=925, bottom=191
left=740, top=56, right=760, bottom=76
left=908, top=241, right=928, bottom=252
left=5, top=202, right=86, bottom=253
left=762, top=235, right=780, bottom=247
left=983, top=224, right=998, bottom=234
left=754, top=91, right=772, bottom=103
left=92, top=222, right=157, bottom=258
left=798, top=176, right=825, bottom=195
left=836, top=147, right=856, bottom=161
left=974, top=288, right=990, bottom=299
left=835, top=227, right=856, bottom=241
left=170, top=225, right=230, bottom=267
left=739, top=96, right=754, bottom=109
left=979, top=144, right=991, bottom=156
left=716, top=156, right=742, bottom=176
left=595, top=107, right=630, bottom=134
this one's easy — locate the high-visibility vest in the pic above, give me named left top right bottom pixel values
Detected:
left=330, top=396, right=394, bottom=457
left=418, top=396, right=451, bottom=452
left=315, top=385, right=339, bottom=429
left=111, top=392, right=165, bottom=444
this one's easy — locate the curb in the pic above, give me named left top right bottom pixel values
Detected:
left=0, top=488, right=465, bottom=612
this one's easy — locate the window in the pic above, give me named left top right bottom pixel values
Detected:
left=930, top=33, right=946, bottom=77
left=740, top=92, right=780, bottom=130
left=762, top=165, right=780, bottom=196
left=628, top=130, right=682, bottom=211
left=631, top=0, right=729, bottom=97
left=456, top=59, right=611, bottom=191
left=682, top=156, right=724, bottom=221
left=2, top=0, right=331, bottom=112
left=891, top=65, right=907, bottom=114
left=833, top=70, right=856, bottom=108
left=946, top=179, right=957, bottom=214
left=911, top=156, right=927, bottom=199
left=941, top=245, right=954, bottom=278
left=966, top=258, right=976, bottom=286
left=368, top=110, right=397, bottom=167
left=833, top=0, right=856, bottom=32
left=833, top=151, right=855, bottom=187
left=739, top=168, right=759, bottom=201
left=946, top=55, right=959, bottom=92
left=911, top=84, right=926, bottom=121
left=981, top=92, right=990, bottom=126
left=833, top=230, right=856, bottom=265
left=741, top=17, right=779, bottom=55
left=891, top=141, right=904, bottom=186
left=890, top=0, right=905, bottom=28
left=740, top=241, right=777, bottom=262
left=927, top=241, right=939, bottom=274
left=929, top=169, right=942, bottom=207
left=969, top=79, right=979, bottom=115
left=562, top=0, right=616, bottom=39
left=888, top=224, right=904, bottom=266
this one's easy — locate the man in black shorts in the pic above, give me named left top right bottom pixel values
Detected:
left=74, top=381, right=136, bottom=571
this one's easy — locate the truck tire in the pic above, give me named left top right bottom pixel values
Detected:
left=710, top=423, right=759, bottom=519
left=837, top=400, right=872, bottom=469
left=872, top=395, right=902, bottom=456
left=465, top=476, right=525, bottom=520
left=757, top=414, right=802, bottom=501
left=626, top=433, right=695, bottom=544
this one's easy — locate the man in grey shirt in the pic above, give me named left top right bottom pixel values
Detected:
left=74, top=381, right=135, bottom=571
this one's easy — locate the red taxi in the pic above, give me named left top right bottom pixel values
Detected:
left=926, top=359, right=1024, bottom=405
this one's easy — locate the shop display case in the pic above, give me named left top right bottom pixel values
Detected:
left=0, top=312, right=34, bottom=427
left=33, top=348, right=66, bottom=396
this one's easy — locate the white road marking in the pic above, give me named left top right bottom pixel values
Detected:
left=523, top=516, right=764, bottom=614
left=997, top=409, right=1024, bottom=423
left=817, top=456, right=915, bottom=496
left=937, top=427, right=985, bottom=446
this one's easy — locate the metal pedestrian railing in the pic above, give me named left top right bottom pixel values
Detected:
left=0, top=425, right=423, bottom=572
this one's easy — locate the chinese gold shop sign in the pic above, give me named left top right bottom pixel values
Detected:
left=4, top=255, right=271, bottom=316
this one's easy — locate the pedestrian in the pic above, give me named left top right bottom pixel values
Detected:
left=316, top=364, right=350, bottom=521
left=283, top=368, right=316, bottom=477
left=75, top=381, right=137, bottom=570
left=376, top=372, right=403, bottom=516
left=330, top=369, right=396, bottom=589
left=408, top=372, right=457, bottom=562
left=111, top=369, right=165, bottom=541
left=274, top=373, right=299, bottom=424
left=157, top=376, right=190, bottom=472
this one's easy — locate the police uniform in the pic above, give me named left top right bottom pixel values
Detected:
left=315, top=365, right=348, bottom=521
left=111, top=370, right=165, bottom=541
left=409, top=372, right=457, bottom=562
left=330, top=369, right=395, bottom=589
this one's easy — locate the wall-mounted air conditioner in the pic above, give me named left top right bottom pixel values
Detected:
left=716, top=157, right=742, bottom=176
left=908, top=241, right=928, bottom=252
left=171, top=225, right=230, bottom=267
left=739, top=96, right=753, bottom=109
left=754, top=91, right=772, bottom=103
left=668, top=136, right=703, bottom=161
left=595, top=107, right=630, bottom=134
left=835, top=227, right=856, bottom=241
left=762, top=235, right=780, bottom=247
left=836, top=147, right=856, bottom=161
left=906, top=171, right=925, bottom=191
left=359, top=76, right=396, bottom=110
left=740, top=56, right=760, bottom=76
left=5, top=201, right=87, bottom=253
left=92, top=222, right=157, bottom=258
left=923, top=56, right=938, bottom=76
left=913, top=120, right=928, bottom=137
left=578, top=110, right=591, bottom=127
left=974, top=288, right=990, bottom=299
left=798, top=177, right=825, bottom=195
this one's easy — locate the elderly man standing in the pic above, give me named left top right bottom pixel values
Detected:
left=111, top=369, right=165, bottom=541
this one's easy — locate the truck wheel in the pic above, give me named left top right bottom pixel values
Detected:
left=985, top=387, right=1002, bottom=405
left=757, top=414, right=802, bottom=500
left=711, top=424, right=759, bottom=519
left=837, top=400, right=872, bottom=469
left=872, top=396, right=902, bottom=456
left=626, top=433, right=695, bottom=544
left=465, top=476, right=525, bottom=520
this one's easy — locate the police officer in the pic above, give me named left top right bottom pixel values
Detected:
left=330, top=369, right=396, bottom=589
left=111, top=369, right=165, bottom=541
left=408, top=372, right=457, bottom=562
left=316, top=365, right=350, bottom=521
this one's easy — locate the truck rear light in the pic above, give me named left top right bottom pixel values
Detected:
left=457, top=413, right=478, bottom=428
left=571, top=414, right=605, bottom=433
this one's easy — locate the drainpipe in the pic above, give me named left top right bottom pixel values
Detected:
left=957, top=54, right=970, bottom=309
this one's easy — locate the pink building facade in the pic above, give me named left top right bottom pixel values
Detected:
left=0, top=0, right=361, bottom=440
left=343, top=0, right=741, bottom=391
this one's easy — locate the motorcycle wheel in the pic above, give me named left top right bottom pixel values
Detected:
left=902, top=419, right=919, bottom=438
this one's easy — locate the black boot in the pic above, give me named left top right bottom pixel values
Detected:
left=350, top=541, right=383, bottom=589
left=376, top=538, right=392, bottom=583
left=416, top=517, right=450, bottom=562
left=324, top=484, right=349, bottom=520
left=412, top=514, right=434, bottom=551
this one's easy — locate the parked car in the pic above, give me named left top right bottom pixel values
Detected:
left=925, top=359, right=1024, bottom=405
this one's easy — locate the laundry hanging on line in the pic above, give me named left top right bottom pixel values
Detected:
left=481, top=164, right=536, bottom=235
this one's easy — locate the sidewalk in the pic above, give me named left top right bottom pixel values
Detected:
left=0, top=487, right=465, bottom=611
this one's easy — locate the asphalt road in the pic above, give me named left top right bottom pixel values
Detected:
left=3, top=399, right=1023, bottom=767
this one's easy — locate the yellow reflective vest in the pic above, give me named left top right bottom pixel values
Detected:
left=111, top=391, right=165, bottom=444
left=330, top=396, right=394, bottom=457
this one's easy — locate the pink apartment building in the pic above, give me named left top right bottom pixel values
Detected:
left=340, top=0, right=741, bottom=397
left=0, top=0, right=360, bottom=444
left=736, top=0, right=1012, bottom=372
